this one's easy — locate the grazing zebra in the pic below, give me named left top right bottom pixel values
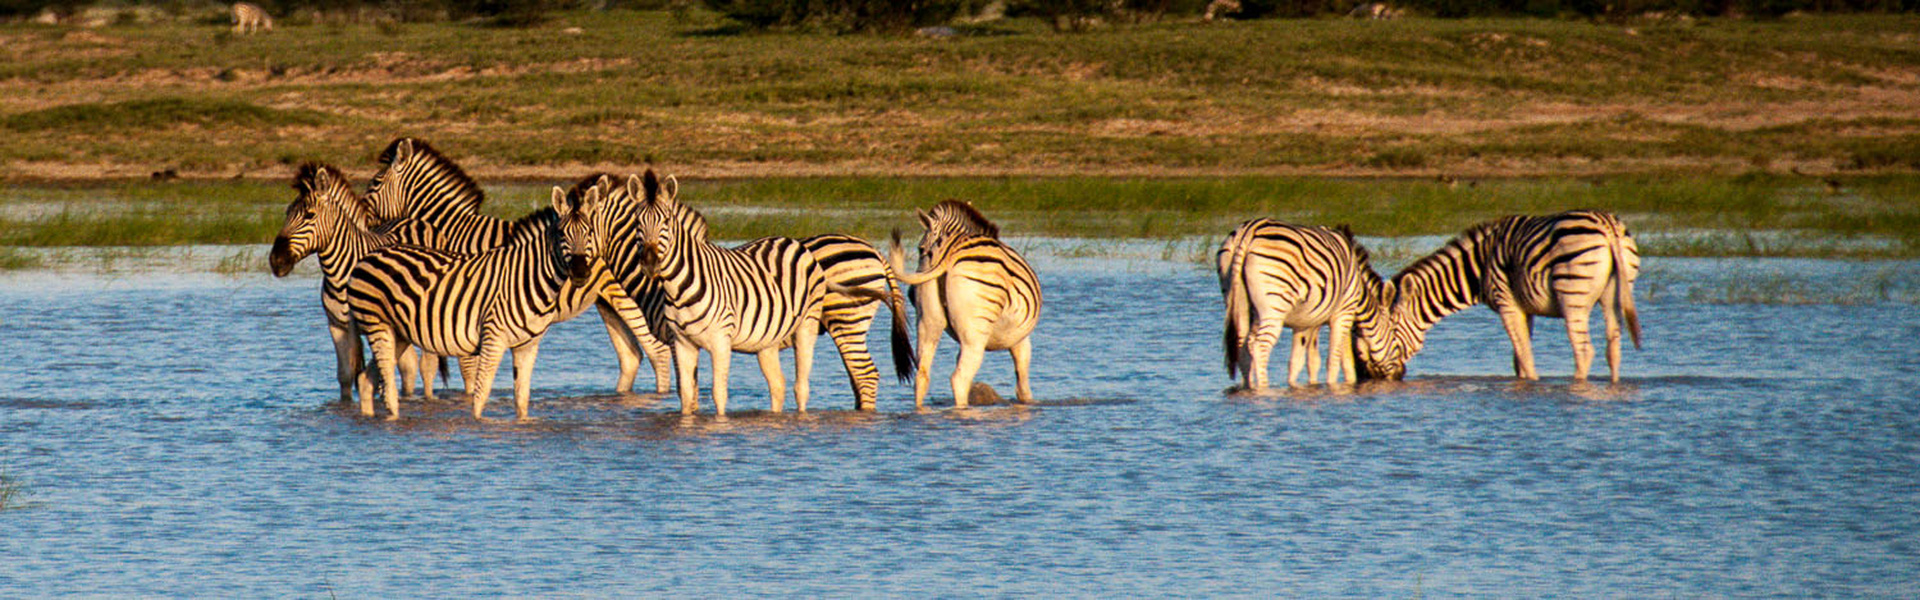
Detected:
left=887, top=200, right=1042, bottom=408
left=1352, top=209, right=1642, bottom=382
left=1203, top=0, right=1242, bottom=20
left=231, top=2, right=272, bottom=34
left=269, top=163, right=441, bottom=405
left=1217, top=219, right=1380, bottom=390
left=1348, top=1, right=1397, bottom=18
left=346, top=188, right=598, bottom=421
left=803, top=233, right=916, bottom=411
left=362, top=138, right=672, bottom=395
left=620, top=170, right=844, bottom=416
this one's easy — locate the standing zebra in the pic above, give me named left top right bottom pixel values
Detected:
left=346, top=187, right=599, bottom=421
left=1217, top=219, right=1380, bottom=390
left=231, top=2, right=272, bottom=34
left=269, top=163, right=438, bottom=405
left=887, top=200, right=1042, bottom=408
left=622, top=170, right=836, bottom=416
left=1352, top=209, right=1642, bottom=382
left=362, top=138, right=672, bottom=395
left=803, top=233, right=916, bottom=411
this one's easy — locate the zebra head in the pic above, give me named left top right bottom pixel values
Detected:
left=632, top=168, right=687, bottom=275
left=916, top=199, right=998, bottom=264
left=271, top=163, right=358, bottom=277
left=363, top=137, right=485, bottom=225
left=553, top=184, right=597, bottom=285
left=1352, top=275, right=1410, bottom=381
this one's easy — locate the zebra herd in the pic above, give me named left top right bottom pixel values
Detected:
left=271, top=137, right=1641, bottom=421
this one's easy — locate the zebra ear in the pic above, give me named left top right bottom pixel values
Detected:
left=662, top=175, right=678, bottom=201
left=916, top=208, right=931, bottom=229
left=550, top=186, right=569, bottom=216
left=395, top=139, right=415, bottom=164
left=624, top=174, right=642, bottom=203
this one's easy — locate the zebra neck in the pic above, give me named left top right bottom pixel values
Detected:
left=651, top=239, right=719, bottom=306
left=1390, top=228, right=1491, bottom=341
left=316, top=223, right=385, bottom=287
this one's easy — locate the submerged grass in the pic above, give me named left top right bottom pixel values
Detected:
left=2, top=173, right=1915, bottom=257
left=0, top=466, right=31, bottom=512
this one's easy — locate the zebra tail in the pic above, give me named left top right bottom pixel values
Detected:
left=882, top=264, right=917, bottom=384
left=1221, top=224, right=1256, bottom=377
left=1608, top=226, right=1642, bottom=350
left=438, top=354, right=450, bottom=381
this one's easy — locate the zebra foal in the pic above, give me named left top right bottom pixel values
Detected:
left=1217, top=219, right=1379, bottom=390
left=269, top=163, right=440, bottom=405
left=887, top=200, right=1042, bottom=408
left=1353, top=209, right=1643, bottom=382
left=346, top=188, right=599, bottom=420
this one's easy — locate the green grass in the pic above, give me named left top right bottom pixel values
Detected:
left=0, top=12, right=1916, bottom=178
left=0, top=466, right=31, bottom=512
left=4, top=173, right=1914, bottom=257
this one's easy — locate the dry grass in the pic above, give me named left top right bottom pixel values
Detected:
left=0, top=12, right=1916, bottom=180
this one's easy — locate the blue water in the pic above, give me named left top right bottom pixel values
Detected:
left=1, top=253, right=1918, bottom=596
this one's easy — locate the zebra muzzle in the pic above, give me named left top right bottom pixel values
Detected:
left=567, top=254, right=593, bottom=283
left=269, top=237, right=297, bottom=277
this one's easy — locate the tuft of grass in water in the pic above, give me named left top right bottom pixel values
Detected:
left=0, top=465, right=33, bottom=512
left=0, top=247, right=44, bottom=270
left=213, top=249, right=257, bottom=275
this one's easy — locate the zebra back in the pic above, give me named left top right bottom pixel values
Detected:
left=804, top=233, right=916, bottom=384
left=1216, top=218, right=1376, bottom=377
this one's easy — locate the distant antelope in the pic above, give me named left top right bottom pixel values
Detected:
left=232, top=2, right=273, bottom=34
left=1203, top=0, right=1242, bottom=21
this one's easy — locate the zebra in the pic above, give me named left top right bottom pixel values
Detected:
left=1348, top=1, right=1397, bottom=18
left=231, top=2, right=272, bottom=34
left=1203, top=0, right=1242, bottom=21
left=1217, top=218, right=1380, bottom=390
left=361, top=138, right=672, bottom=395
left=1352, top=209, right=1643, bottom=382
left=269, top=163, right=441, bottom=405
left=566, top=173, right=912, bottom=412
left=346, top=187, right=599, bottom=421
left=887, top=200, right=1042, bottom=408
left=621, top=170, right=860, bottom=416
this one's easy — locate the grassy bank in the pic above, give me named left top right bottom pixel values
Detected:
left=1, top=11, right=1917, bottom=179
left=3, top=174, right=1915, bottom=258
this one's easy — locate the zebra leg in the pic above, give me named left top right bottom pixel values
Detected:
left=419, top=351, right=439, bottom=402
left=1564, top=303, right=1597, bottom=382
left=398, top=345, right=420, bottom=398
left=710, top=337, right=734, bottom=417
left=510, top=338, right=541, bottom=421
left=672, top=339, right=701, bottom=414
left=1247, top=313, right=1286, bottom=390
left=1329, top=314, right=1357, bottom=384
left=757, top=349, right=787, bottom=413
left=594, top=296, right=644, bottom=394
left=464, top=342, right=508, bottom=420
left=1010, top=336, right=1035, bottom=403
left=912, top=313, right=945, bottom=409
left=1287, top=328, right=1318, bottom=387
left=1495, top=305, right=1538, bottom=380
left=364, top=329, right=398, bottom=419
left=328, top=321, right=360, bottom=405
left=823, top=311, right=881, bottom=411
left=1600, top=288, right=1623, bottom=383
left=950, top=340, right=988, bottom=409
left=793, top=318, right=819, bottom=412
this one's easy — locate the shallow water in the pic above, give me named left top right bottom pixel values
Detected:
left=2, top=252, right=1918, bottom=596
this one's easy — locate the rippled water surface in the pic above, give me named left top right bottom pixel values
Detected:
left=3, top=251, right=1918, bottom=596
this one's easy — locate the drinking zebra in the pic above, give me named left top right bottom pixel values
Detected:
left=1217, top=219, right=1380, bottom=390
left=887, top=200, right=1042, bottom=408
left=346, top=187, right=599, bottom=421
left=621, top=170, right=841, bottom=416
left=1352, top=209, right=1642, bottom=382
left=362, top=138, right=671, bottom=395
left=269, top=163, right=439, bottom=405
left=231, top=2, right=272, bottom=34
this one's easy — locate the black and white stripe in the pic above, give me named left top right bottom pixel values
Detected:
left=361, top=138, right=673, bottom=395
left=802, top=233, right=915, bottom=411
left=269, top=163, right=440, bottom=405
left=1353, top=209, right=1643, bottom=382
left=888, top=200, right=1042, bottom=408
left=624, top=171, right=832, bottom=416
left=346, top=188, right=598, bottom=420
left=1217, top=218, right=1378, bottom=390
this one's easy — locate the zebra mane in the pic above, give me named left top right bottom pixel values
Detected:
left=505, top=207, right=560, bottom=246
left=564, top=172, right=620, bottom=208
left=929, top=199, right=999, bottom=240
left=376, top=137, right=487, bottom=211
left=1334, top=224, right=1374, bottom=267
left=293, top=162, right=340, bottom=194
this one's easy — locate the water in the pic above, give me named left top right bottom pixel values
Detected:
left=2, top=251, right=1918, bottom=596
